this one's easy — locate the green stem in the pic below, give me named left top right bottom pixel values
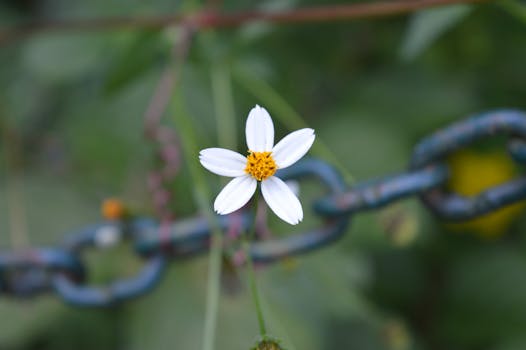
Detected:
left=171, top=91, right=223, bottom=350
left=200, top=57, right=237, bottom=350
left=202, top=230, right=223, bottom=350
left=211, top=63, right=237, bottom=150
left=243, top=199, right=268, bottom=337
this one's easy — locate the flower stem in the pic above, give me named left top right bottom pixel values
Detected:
left=244, top=198, right=268, bottom=337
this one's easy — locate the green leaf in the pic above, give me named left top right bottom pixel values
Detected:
left=400, top=5, right=472, bottom=61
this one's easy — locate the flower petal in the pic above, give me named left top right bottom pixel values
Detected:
left=272, top=128, right=315, bottom=169
left=261, top=176, right=303, bottom=225
left=285, top=180, right=300, bottom=197
left=214, top=175, right=257, bottom=215
left=199, top=148, right=247, bottom=177
left=245, top=105, right=274, bottom=152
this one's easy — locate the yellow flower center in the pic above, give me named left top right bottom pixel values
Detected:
left=245, top=151, right=277, bottom=181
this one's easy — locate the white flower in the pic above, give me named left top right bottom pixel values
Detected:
left=199, top=105, right=315, bottom=225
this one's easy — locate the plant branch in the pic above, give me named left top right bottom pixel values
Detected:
left=0, top=0, right=490, bottom=46
left=144, top=24, right=194, bottom=223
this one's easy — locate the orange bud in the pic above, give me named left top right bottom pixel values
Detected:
left=101, top=198, right=127, bottom=220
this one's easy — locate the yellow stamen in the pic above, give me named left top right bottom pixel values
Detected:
left=244, top=151, right=277, bottom=181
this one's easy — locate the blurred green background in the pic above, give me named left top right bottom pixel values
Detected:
left=1, top=0, right=526, bottom=349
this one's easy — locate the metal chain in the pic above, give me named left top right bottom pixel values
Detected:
left=1, top=109, right=525, bottom=307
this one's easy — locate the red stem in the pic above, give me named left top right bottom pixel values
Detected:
left=0, top=0, right=490, bottom=46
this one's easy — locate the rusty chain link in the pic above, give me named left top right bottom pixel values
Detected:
left=1, top=109, right=525, bottom=307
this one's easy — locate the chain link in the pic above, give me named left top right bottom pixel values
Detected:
left=1, top=109, right=525, bottom=307
left=410, top=110, right=526, bottom=220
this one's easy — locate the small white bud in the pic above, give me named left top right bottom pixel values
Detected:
left=94, top=225, right=121, bottom=248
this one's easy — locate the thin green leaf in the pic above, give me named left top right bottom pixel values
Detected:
left=400, top=5, right=472, bottom=61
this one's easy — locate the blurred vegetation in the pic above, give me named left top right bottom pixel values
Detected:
left=1, top=0, right=526, bottom=349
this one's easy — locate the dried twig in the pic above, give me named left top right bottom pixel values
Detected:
left=0, top=0, right=490, bottom=46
